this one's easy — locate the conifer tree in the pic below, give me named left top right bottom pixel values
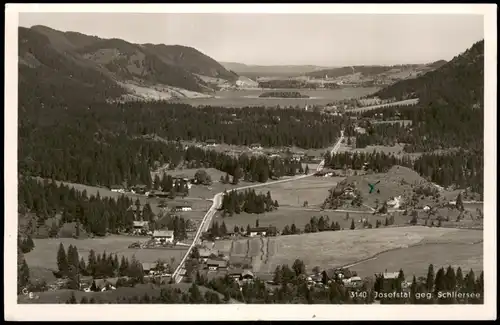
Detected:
left=57, top=243, right=69, bottom=276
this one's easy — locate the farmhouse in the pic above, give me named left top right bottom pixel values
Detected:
left=91, top=278, right=120, bottom=292
left=248, top=226, right=277, bottom=237
left=152, top=230, right=175, bottom=244
left=206, top=259, right=228, bottom=271
left=132, top=220, right=149, bottom=234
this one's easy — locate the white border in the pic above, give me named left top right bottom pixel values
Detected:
left=4, top=3, right=497, bottom=321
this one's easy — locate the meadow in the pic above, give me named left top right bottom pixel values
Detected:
left=348, top=242, right=483, bottom=279
left=251, top=176, right=345, bottom=208
left=213, top=208, right=407, bottom=233
left=213, top=226, right=483, bottom=276
left=25, top=236, right=188, bottom=271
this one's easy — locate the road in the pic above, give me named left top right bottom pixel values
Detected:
left=171, top=131, right=345, bottom=283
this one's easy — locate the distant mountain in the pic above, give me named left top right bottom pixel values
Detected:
left=220, top=62, right=333, bottom=77
left=18, top=25, right=238, bottom=102
left=306, top=65, right=395, bottom=79
left=374, top=41, right=483, bottom=105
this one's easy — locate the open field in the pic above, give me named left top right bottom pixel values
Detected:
left=251, top=176, right=345, bottom=208
left=25, top=236, right=188, bottom=271
left=214, top=226, right=483, bottom=276
left=34, top=178, right=210, bottom=215
left=152, top=167, right=228, bottom=182
left=349, top=242, right=483, bottom=279
left=18, top=283, right=238, bottom=304
left=213, top=208, right=410, bottom=232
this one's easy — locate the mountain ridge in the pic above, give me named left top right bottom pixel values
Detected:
left=19, top=25, right=238, bottom=101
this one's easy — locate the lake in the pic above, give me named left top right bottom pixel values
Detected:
left=176, top=87, right=380, bottom=108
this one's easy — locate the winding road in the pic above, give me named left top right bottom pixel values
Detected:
left=171, top=131, right=345, bottom=283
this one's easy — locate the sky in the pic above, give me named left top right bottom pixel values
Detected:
left=18, top=13, right=484, bottom=66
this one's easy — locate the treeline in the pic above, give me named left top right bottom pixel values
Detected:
left=324, top=150, right=483, bottom=194
left=221, top=190, right=278, bottom=215
left=56, top=244, right=144, bottom=288
left=18, top=235, right=35, bottom=253
left=66, top=283, right=225, bottom=304
left=19, top=124, right=184, bottom=187
left=352, top=122, right=415, bottom=148
left=280, top=214, right=397, bottom=235
left=282, top=216, right=342, bottom=235
left=152, top=173, right=190, bottom=196
left=324, top=150, right=411, bottom=173
left=20, top=94, right=345, bottom=150
left=18, top=177, right=135, bottom=236
left=413, top=151, right=483, bottom=195
left=156, top=214, right=189, bottom=241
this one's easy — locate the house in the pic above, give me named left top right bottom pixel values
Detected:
left=228, top=268, right=244, bottom=280
left=110, top=185, right=125, bottom=193
left=152, top=230, right=175, bottom=244
left=423, top=205, right=431, bottom=212
left=249, top=143, right=263, bottom=150
left=132, top=221, right=149, bottom=234
left=343, top=276, right=363, bottom=288
left=241, top=270, right=255, bottom=282
left=173, top=203, right=192, bottom=212
left=142, top=262, right=169, bottom=275
left=148, top=191, right=170, bottom=198
left=79, top=275, right=94, bottom=290
left=91, top=278, right=120, bottom=292
left=206, top=259, right=228, bottom=271
left=248, top=226, right=277, bottom=237
left=130, top=184, right=148, bottom=195
left=199, top=248, right=219, bottom=263
left=205, top=139, right=217, bottom=147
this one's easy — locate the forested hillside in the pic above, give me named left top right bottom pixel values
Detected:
left=353, top=40, right=484, bottom=151
left=19, top=25, right=238, bottom=98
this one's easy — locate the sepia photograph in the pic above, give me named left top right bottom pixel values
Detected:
left=4, top=3, right=497, bottom=321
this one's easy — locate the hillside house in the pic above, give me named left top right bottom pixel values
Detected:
left=152, top=230, right=174, bottom=244
left=206, top=259, right=228, bottom=271
left=132, top=220, right=149, bottom=234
